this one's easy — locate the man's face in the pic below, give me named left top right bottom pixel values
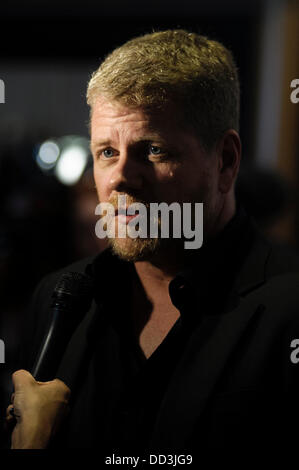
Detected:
left=90, top=96, right=222, bottom=261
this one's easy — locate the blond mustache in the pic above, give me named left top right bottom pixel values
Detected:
left=108, top=194, right=151, bottom=211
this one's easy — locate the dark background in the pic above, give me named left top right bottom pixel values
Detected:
left=0, top=0, right=298, bottom=446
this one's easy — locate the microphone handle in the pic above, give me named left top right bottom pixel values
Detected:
left=31, top=305, right=69, bottom=382
left=9, top=304, right=76, bottom=419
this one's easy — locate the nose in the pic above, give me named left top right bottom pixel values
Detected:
left=108, top=151, right=144, bottom=194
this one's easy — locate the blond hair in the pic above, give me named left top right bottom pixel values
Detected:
left=87, top=29, right=240, bottom=150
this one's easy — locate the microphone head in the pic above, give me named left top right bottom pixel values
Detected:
left=51, top=272, right=94, bottom=312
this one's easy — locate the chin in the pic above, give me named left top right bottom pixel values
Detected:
left=108, top=236, right=160, bottom=262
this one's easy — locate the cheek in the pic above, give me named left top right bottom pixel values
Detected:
left=151, top=164, right=186, bottom=201
left=93, top=167, right=111, bottom=201
left=153, top=161, right=183, bottom=181
left=157, top=164, right=213, bottom=203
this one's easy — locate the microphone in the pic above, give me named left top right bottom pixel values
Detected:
left=31, top=271, right=94, bottom=382
left=8, top=271, right=94, bottom=427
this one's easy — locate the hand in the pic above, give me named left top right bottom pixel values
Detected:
left=6, top=369, right=71, bottom=449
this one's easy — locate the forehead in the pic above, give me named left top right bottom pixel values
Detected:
left=91, top=98, right=148, bottom=127
left=90, top=96, right=184, bottom=137
left=89, top=96, right=206, bottom=155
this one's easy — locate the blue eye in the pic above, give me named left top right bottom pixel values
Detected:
left=103, top=148, right=114, bottom=158
left=149, top=145, right=162, bottom=155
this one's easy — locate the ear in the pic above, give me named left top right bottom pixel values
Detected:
left=216, top=130, right=241, bottom=194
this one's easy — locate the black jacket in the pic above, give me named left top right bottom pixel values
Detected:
left=20, top=211, right=299, bottom=456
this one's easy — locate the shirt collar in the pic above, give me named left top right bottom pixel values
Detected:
left=168, top=205, right=255, bottom=315
left=88, top=204, right=255, bottom=319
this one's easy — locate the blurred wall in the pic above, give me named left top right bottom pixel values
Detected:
left=1, top=64, right=93, bottom=138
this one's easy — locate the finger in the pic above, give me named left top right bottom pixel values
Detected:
left=6, top=404, right=14, bottom=419
left=5, top=406, right=17, bottom=433
left=52, top=379, right=71, bottom=395
left=5, top=405, right=17, bottom=431
left=6, top=404, right=19, bottom=418
left=38, top=378, right=71, bottom=399
left=12, top=369, right=36, bottom=392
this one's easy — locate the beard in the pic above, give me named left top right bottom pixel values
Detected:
left=103, top=193, right=162, bottom=262
left=100, top=192, right=208, bottom=263
left=108, top=234, right=161, bottom=262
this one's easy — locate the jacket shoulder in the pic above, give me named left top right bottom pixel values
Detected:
left=266, top=241, right=299, bottom=276
left=20, top=250, right=109, bottom=370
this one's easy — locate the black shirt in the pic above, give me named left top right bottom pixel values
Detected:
left=51, top=206, right=254, bottom=451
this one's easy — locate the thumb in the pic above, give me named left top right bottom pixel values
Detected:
left=12, top=369, right=36, bottom=392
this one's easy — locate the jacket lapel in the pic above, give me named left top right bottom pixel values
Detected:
left=54, top=251, right=112, bottom=390
left=150, top=296, right=265, bottom=448
left=55, top=299, right=100, bottom=390
left=150, top=232, right=271, bottom=448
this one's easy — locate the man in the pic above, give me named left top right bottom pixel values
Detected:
left=6, top=30, right=299, bottom=455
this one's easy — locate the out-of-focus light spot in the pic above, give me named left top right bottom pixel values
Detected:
left=55, top=145, right=88, bottom=186
left=36, top=140, right=60, bottom=170
left=39, top=141, right=60, bottom=164
left=35, top=135, right=90, bottom=184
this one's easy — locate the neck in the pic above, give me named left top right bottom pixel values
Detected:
left=134, top=252, right=183, bottom=285
left=208, top=194, right=236, bottom=239
left=134, top=196, right=236, bottom=286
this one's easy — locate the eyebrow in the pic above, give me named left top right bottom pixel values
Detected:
left=90, top=135, right=166, bottom=152
left=90, top=140, right=112, bottom=151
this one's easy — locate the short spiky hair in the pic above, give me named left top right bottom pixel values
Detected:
left=87, top=29, right=240, bottom=150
